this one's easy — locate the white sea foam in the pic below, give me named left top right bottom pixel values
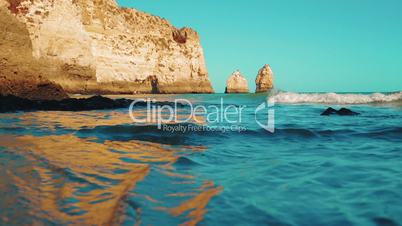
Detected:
left=271, top=91, right=402, bottom=104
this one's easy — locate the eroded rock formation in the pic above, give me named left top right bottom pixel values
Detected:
left=225, top=70, right=249, bottom=93
left=0, top=6, right=67, bottom=100
left=0, top=0, right=213, bottom=97
left=255, top=64, right=274, bottom=93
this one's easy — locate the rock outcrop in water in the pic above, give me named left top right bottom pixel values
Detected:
left=225, top=70, right=249, bottom=93
left=255, top=64, right=274, bottom=93
left=321, top=107, right=360, bottom=116
left=0, top=94, right=130, bottom=112
left=0, top=0, right=213, bottom=98
left=0, top=94, right=188, bottom=112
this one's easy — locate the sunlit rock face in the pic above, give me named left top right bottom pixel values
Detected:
left=0, top=5, right=67, bottom=100
left=225, top=70, right=249, bottom=93
left=255, top=64, right=274, bottom=93
left=1, top=0, right=213, bottom=94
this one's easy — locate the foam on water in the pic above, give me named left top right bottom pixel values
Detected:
left=271, top=91, right=402, bottom=104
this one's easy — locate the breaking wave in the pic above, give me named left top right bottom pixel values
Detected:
left=271, top=91, right=402, bottom=104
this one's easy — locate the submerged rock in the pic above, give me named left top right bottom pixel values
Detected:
left=255, top=64, right=274, bottom=93
left=372, top=217, right=399, bottom=226
left=225, top=71, right=249, bottom=93
left=321, top=107, right=360, bottom=116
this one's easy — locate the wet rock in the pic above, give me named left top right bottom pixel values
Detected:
left=338, top=108, right=360, bottom=116
left=321, top=107, right=337, bottom=115
left=321, top=107, right=360, bottom=116
left=0, top=95, right=128, bottom=112
left=0, top=95, right=189, bottom=113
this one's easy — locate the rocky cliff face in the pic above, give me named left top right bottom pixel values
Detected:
left=1, top=0, right=213, bottom=95
left=0, top=5, right=67, bottom=100
left=255, top=64, right=274, bottom=93
left=225, top=71, right=249, bottom=93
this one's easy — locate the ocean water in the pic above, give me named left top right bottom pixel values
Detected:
left=0, top=92, right=401, bottom=226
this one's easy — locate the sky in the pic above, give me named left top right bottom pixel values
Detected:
left=117, top=0, right=402, bottom=93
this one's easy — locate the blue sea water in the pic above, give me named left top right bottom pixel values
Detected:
left=0, top=92, right=401, bottom=226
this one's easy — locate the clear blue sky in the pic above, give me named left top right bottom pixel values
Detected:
left=117, top=0, right=402, bottom=93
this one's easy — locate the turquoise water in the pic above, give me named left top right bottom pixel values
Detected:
left=0, top=93, right=401, bottom=226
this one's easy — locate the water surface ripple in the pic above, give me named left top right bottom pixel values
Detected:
left=0, top=94, right=401, bottom=226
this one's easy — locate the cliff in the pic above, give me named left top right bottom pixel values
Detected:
left=0, top=5, right=67, bottom=100
left=0, top=0, right=213, bottom=96
left=255, top=64, right=274, bottom=93
left=225, top=70, right=249, bottom=93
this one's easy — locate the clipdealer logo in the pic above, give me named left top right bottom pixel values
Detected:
left=255, top=98, right=275, bottom=133
left=128, top=98, right=275, bottom=133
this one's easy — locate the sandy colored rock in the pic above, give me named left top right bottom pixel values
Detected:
left=225, top=71, right=249, bottom=93
left=1, top=0, right=213, bottom=95
left=0, top=6, right=67, bottom=100
left=255, top=64, right=274, bottom=93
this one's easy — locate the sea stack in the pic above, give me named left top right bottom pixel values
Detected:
left=255, top=64, right=274, bottom=93
left=0, top=0, right=213, bottom=99
left=225, top=71, right=249, bottom=93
